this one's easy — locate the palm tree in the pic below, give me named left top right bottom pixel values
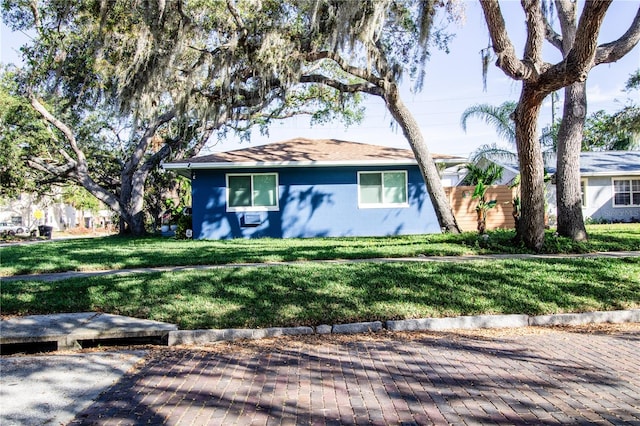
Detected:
left=458, top=163, right=504, bottom=234
left=461, top=101, right=556, bottom=165
left=460, top=162, right=504, bottom=186
left=460, top=101, right=517, bottom=145
left=460, top=102, right=553, bottom=234
left=461, top=101, right=518, bottom=164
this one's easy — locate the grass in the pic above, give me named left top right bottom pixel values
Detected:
left=2, top=258, right=639, bottom=330
left=1, top=223, right=639, bottom=277
left=1, top=224, right=638, bottom=330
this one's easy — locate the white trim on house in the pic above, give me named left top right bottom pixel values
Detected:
left=163, top=157, right=466, bottom=173
left=581, top=178, right=588, bottom=209
left=166, top=159, right=422, bottom=171
left=357, top=170, right=410, bottom=209
left=582, top=171, right=640, bottom=177
left=611, top=176, right=640, bottom=208
left=225, top=172, right=280, bottom=212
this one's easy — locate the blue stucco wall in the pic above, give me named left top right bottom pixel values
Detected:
left=190, top=166, right=440, bottom=239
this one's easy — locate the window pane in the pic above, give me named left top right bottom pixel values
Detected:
left=360, top=173, right=382, bottom=204
left=228, top=176, right=252, bottom=207
left=383, top=172, right=407, bottom=204
left=632, top=180, right=640, bottom=192
left=614, top=180, right=630, bottom=192
left=580, top=180, right=586, bottom=206
left=253, top=174, right=277, bottom=207
left=633, top=193, right=640, bottom=205
left=615, top=193, right=631, bottom=206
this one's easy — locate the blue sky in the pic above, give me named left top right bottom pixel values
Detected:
left=2, top=1, right=639, bottom=158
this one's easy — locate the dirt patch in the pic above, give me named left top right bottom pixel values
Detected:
left=4, top=322, right=637, bottom=359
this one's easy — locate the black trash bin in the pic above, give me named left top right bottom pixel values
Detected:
left=38, top=225, right=53, bottom=239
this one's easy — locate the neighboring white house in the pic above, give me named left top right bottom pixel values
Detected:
left=569, top=151, right=640, bottom=223
left=457, top=151, right=640, bottom=224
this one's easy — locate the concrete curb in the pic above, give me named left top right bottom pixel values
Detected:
left=167, top=309, right=640, bottom=346
left=332, top=321, right=383, bottom=334
left=387, top=314, right=530, bottom=331
left=529, top=309, right=640, bottom=326
left=168, top=326, right=314, bottom=346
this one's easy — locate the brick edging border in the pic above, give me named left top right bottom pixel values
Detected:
left=167, top=309, right=640, bottom=346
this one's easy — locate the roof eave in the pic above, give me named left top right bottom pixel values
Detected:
left=162, top=157, right=466, bottom=172
left=163, top=159, right=418, bottom=171
left=581, top=171, right=640, bottom=177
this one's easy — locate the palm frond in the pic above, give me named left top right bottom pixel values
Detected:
left=470, top=143, right=517, bottom=164
left=460, top=101, right=517, bottom=145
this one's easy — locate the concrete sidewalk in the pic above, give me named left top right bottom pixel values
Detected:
left=0, top=312, right=178, bottom=350
left=3, top=250, right=640, bottom=283
left=1, top=350, right=146, bottom=426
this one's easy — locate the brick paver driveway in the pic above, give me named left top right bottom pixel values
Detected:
left=70, top=325, right=640, bottom=425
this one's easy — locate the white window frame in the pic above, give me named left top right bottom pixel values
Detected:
left=226, top=173, right=279, bottom=212
left=357, top=170, right=409, bottom=209
left=580, top=178, right=587, bottom=209
left=611, top=177, right=640, bottom=208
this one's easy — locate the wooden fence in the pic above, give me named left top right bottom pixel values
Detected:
left=445, top=185, right=517, bottom=232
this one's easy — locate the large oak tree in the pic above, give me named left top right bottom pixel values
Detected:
left=545, top=1, right=640, bottom=241
left=480, top=0, right=613, bottom=250
left=3, top=0, right=359, bottom=235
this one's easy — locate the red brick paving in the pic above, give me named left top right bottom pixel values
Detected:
left=70, top=327, right=640, bottom=425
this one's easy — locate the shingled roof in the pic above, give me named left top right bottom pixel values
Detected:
left=164, top=138, right=465, bottom=171
left=572, top=151, right=640, bottom=176
left=495, top=151, right=640, bottom=176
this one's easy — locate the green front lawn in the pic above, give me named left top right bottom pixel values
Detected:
left=1, top=223, right=639, bottom=277
left=2, top=258, right=639, bottom=329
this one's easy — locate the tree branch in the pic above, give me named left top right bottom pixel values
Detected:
left=543, top=7, right=563, bottom=51
left=29, top=93, right=87, bottom=165
left=27, top=157, right=76, bottom=179
left=479, top=0, right=535, bottom=81
left=29, top=92, right=125, bottom=218
left=300, top=74, right=384, bottom=96
left=522, top=0, right=546, bottom=74
left=564, top=0, right=612, bottom=80
left=595, top=6, right=640, bottom=65
left=553, top=0, right=577, bottom=53
left=184, top=125, right=217, bottom=159
left=124, top=110, right=176, bottom=177
left=29, top=0, right=42, bottom=30
left=305, top=51, right=382, bottom=87
left=226, top=0, right=246, bottom=33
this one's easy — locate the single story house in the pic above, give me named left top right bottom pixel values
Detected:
left=163, top=138, right=465, bottom=239
left=566, top=151, right=640, bottom=223
left=459, top=151, right=640, bottom=224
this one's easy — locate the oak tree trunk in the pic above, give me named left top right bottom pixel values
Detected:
left=514, top=86, right=546, bottom=251
left=118, top=168, right=150, bottom=236
left=479, top=0, right=617, bottom=250
left=384, top=83, right=460, bottom=233
left=556, top=82, right=588, bottom=241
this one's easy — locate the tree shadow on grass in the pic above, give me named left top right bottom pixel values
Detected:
left=3, top=257, right=638, bottom=330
